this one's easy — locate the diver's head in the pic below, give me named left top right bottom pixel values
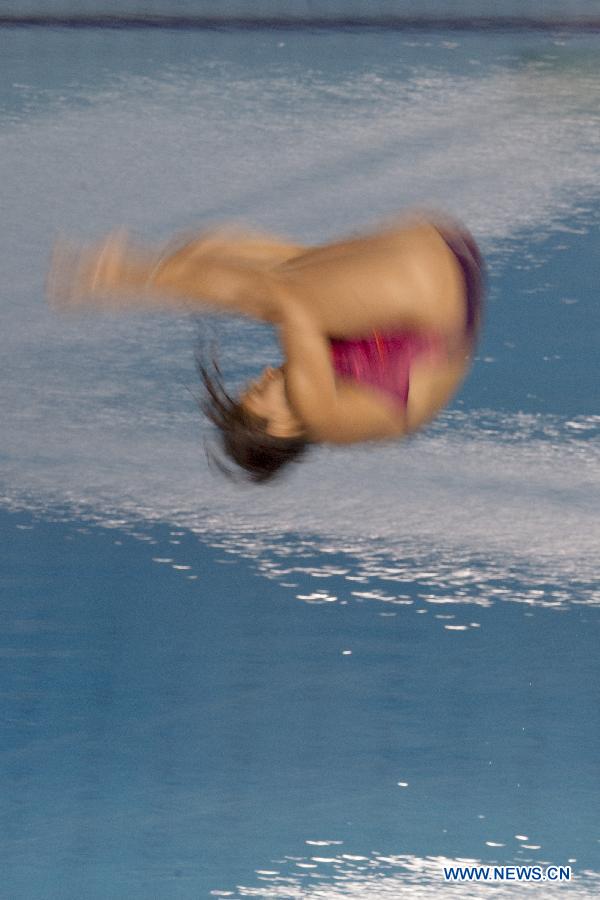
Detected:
left=199, top=362, right=309, bottom=483
left=240, top=366, right=304, bottom=439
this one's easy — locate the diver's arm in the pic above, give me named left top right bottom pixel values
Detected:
left=281, top=303, right=406, bottom=444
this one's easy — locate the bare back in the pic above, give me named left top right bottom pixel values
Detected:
left=275, top=220, right=466, bottom=339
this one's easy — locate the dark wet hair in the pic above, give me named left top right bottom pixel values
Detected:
left=197, top=357, right=310, bottom=484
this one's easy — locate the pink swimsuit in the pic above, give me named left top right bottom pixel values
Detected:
left=329, top=223, right=484, bottom=410
left=330, top=330, right=444, bottom=409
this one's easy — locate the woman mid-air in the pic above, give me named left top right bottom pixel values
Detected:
left=49, top=213, right=484, bottom=482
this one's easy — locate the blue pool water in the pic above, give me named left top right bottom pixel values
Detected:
left=1, top=21, right=599, bottom=899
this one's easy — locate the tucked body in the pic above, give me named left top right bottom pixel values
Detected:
left=49, top=213, right=484, bottom=479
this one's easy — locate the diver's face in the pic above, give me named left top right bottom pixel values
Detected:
left=241, top=367, right=303, bottom=438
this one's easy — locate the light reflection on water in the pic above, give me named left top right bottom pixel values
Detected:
left=217, top=529, right=599, bottom=611
left=4, top=405, right=600, bottom=609
left=218, top=852, right=599, bottom=899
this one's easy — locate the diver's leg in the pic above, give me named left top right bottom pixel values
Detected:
left=48, top=229, right=294, bottom=322
left=169, top=227, right=306, bottom=267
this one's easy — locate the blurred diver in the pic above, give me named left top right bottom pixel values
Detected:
left=48, top=212, right=484, bottom=482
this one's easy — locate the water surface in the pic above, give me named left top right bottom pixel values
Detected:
left=1, top=22, right=599, bottom=899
